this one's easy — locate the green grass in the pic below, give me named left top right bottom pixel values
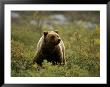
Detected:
left=11, top=21, right=100, bottom=77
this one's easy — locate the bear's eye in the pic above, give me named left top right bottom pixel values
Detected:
left=56, top=35, right=59, bottom=38
left=51, top=36, right=55, bottom=39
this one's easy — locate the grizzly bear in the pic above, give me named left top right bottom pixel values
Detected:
left=33, top=30, right=65, bottom=66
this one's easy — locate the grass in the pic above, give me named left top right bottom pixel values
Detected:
left=11, top=20, right=100, bottom=77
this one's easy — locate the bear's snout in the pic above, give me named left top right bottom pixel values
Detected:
left=57, top=39, right=61, bottom=43
left=58, top=39, right=61, bottom=42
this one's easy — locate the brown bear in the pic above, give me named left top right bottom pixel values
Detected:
left=33, top=30, right=65, bottom=66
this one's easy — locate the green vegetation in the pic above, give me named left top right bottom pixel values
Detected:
left=11, top=11, right=100, bottom=77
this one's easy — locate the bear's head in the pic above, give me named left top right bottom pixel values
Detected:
left=43, top=30, right=61, bottom=46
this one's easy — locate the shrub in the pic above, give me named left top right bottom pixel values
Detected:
left=11, top=19, right=100, bottom=77
left=11, top=39, right=33, bottom=76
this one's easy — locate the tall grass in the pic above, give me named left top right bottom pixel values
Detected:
left=11, top=21, right=100, bottom=77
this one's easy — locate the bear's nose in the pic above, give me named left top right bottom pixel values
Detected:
left=58, top=39, right=61, bottom=42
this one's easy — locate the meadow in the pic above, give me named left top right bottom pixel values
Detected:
left=11, top=11, right=100, bottom=77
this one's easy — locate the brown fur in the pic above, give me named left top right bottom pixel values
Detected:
left=33, top=30, right=65, bottom=66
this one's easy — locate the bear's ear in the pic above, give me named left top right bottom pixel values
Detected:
left=54, top=30, right=58, bottom=34
left=43, top=31, right=48, bottom=37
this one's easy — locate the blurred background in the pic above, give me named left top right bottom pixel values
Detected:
left=11, top=11, right=100, bottom=77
